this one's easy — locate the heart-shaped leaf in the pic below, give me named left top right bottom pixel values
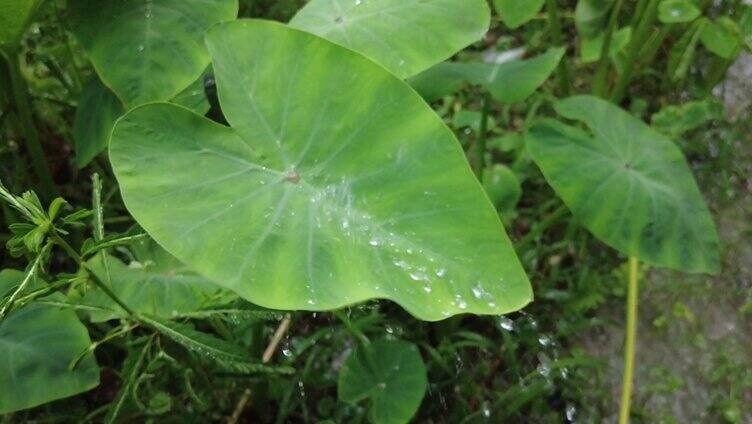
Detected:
left=493, top=0, right=545, bottom=29
left=110, top=20, right=531, bottom=321
left=0, top=303, right=100, bottom=413
left=289, top=0, right=490, bottom=79
left=0, top=0, right=41, bottom=48
left=82, top=241, right=228, bottom=322
left=526, top=96, right=720, bottom=274
left=658, top=0, right=701, bottom=24
left=69, top=0, right=238, bottom=106
left=338, top=339, right=427, bottom=424
left=73, top=77, right=125, bottom=168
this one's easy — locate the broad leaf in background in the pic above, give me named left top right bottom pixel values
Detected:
left=461, top=47, right=564, bottom=104
left=575, top=0, right=615, bottom=38
left=0, top=303, right=100, bottom=413
left=700, top=17, right=743, bottom=60
left=408, top=48, right=564, bottom=104
left=0, top=0, right=41, bottom=48
left=651, top=99, right=724, bottom=137
left=482, top=164, right=522, bottom=216
left=82, top=242, right=228, bottom=322
left=69, top=0, right=238, bottom=106
left=289, top=0, right=490, bottom=79
left=493, top=0, right=545, bottom=29
left=527, top=96, right=720, bottom=274
left=658, top=0, right=701, bottom=24
left=110, top=20, right=532, bottom=321
left=73, top=77, right=124, bottom=168
left=338, top=339, right=427, bottom=424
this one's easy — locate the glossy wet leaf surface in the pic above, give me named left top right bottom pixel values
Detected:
left=73, top=77, right=124, bottom=168
left=0, top=303, right=99, bottom=413
left=82, top=240, right=227, bottom=322
left=527, top=96, right=720, bottom=274
left=493, top=0, right=545, bottom=29
left=110, top=20, right=531, bottom=321
left=289, top=0, right=490, bottom=79
left=69, top=0, right=238, bottom=106
left=338, top=339, right=427, bottom=424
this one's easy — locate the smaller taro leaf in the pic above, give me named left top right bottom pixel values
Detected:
left=289, top=0, right=490, bottom=79
left=700, top=17, right=743, bottom=60
left=651, top=99, right=724, bottom=137
left=81, top=241, right=228, bottom=322
left=493, top=0, right=545, bottom=29
left=580, top=27, right=632, bottom=63
left=658, top=0, right=701, bottom=24
left=575, top=0, right=616, bottom=38
left=73, top=76, right=125, bottom=168
left=109, top=20, right=532, bottom=321
left=526, top=96, right=720, bottom=274
left=69, top=0, right=239, bottom=107
left=338, top=339, right=427, bottom=424
left=0, top=0, right=41, bottom=48
left=482, top=164, right=522, bottom=214
left=0, top=303, right=100, bottom=414
left=460, top=47, right=564, bottom=104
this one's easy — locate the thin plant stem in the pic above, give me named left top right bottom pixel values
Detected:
left=611, top=0, right=660, bottom=103
left=50, top=231, right=136, bottom=317
left=262, top=314, right=292, bottom=363
left=619, top=256, right=640, bottom=424
left=475, top=92, right=491, bottom=180
left=593, top=0, right=625, bottom=97
left=545, top=0, right=571, bottom=96
left=0, top=243, right=50, bottom=318
left=4, top=49, right=56, bottom=199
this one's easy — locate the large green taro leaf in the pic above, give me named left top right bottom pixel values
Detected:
left=338, top=339, right=427, bottom=424
left=109, top=20, right=531, bottom=321
left=289, top=0, right=490, bottom=79
left=526, top=96, right=720, bottom=274
left=69, top=0, right=238, bottom=107
left=82, top=240, right=228, bottom=322
left=0, top=0, right=40, bottom=48
left=0, top=303, right=100, bottom=413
